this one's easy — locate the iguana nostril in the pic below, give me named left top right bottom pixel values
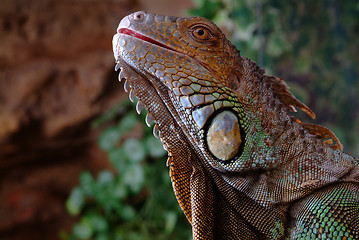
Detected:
left=133, top=11, right=145, bottom=21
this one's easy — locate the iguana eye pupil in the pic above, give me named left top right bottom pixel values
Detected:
left=191, top=26, right=211, bottom=40
left=206, top=111, right=242, bottom=161
left=197, top=29, right=205, bottom=35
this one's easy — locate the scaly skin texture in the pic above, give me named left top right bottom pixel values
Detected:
left=112, top=12, right=359, bottom=239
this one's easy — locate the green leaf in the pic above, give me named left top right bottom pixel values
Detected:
left=94, top=234, right=108, bottom=240
left=97, top=170, right=115, bottom=187
left=98, top=126, right=121, bottom=150
left=188, top=0, right=224, bottom=19
left=113, top=180, right=128, bottom=200
left=123, top=164, right=144, bottom=193
left=72, top=218, right=93, bottom=239
left=120, top=205, right=136, bottom=221
left=108, top=148, right=127, bottom=173
left=145, top=136, right=166, bottom=158
left=123, top=138, right=145, bottom=162
left=164, top=211, right=177, bottom=235
left=88, top=214, right=108, bottom=233
left=79, top=171, right=95, bottom=196
left=118, top=113, right=138, bottom=133
left=66, top=187, right=84, bottom=216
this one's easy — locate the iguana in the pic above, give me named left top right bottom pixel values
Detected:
left=112, top=11, right=359, bottom=239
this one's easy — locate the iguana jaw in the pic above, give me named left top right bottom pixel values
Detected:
left=113, top=33, right=195, bottom=161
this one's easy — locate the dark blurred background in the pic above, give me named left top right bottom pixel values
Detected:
left=0, top=0, right=357, bottom=239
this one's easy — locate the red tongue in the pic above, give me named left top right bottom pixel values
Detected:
left=118, top=28, right=178, bottom=52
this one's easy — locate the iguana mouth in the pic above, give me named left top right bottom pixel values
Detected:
left=117, top=28, right=180, bottom=54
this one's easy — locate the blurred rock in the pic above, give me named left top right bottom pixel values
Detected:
left=0, top=0, right=137, bottom=239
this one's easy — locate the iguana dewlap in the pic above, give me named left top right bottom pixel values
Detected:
left=112, top=11, right=359, bottom=239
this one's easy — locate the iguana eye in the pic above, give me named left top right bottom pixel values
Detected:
left=191, top=26, right=212, bottom=41
left=206, top=111, right=243, bottom=161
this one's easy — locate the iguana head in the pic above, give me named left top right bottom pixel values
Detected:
left=113, top=11, right=341, bottom=171
left=113, top=11, right=344, bottom=237
left=113, top=11, right=247, bottom=167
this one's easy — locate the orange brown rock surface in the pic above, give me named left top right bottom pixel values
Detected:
left=0, top=0, right=135, bottom=239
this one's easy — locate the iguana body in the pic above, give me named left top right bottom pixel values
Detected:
left=112, top=12, right=359, bottom=239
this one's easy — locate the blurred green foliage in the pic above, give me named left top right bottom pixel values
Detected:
left=190, top=0, right=359, bottom=156
left=62, top=100, right=191, bottom=240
